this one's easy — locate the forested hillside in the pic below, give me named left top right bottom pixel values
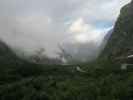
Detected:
left=0, top=0, right=133, bottom=100
left=102, top=0, right=133, bottom=60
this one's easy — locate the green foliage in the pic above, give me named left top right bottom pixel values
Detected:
left=0, top=1, right=133, bottom=100
left=1, top=57, right=133, bottom=100
left=1, top=32, right=133, bottom=100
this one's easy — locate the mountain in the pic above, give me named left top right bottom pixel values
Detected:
left=103, top=29, right=113, bottom=42
left=0, top=39, right=62, bottom=66
left=101, top=0, right=133, bottom=60
left=0, top=39, right=21, bottom=66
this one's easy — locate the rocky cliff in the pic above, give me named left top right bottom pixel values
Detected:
left=101, top=0, right=133, bottom=60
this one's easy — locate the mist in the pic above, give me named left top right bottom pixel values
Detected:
left=0, top=0, right=131, bottom=62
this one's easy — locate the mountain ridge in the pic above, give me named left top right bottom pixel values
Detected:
left=101, top=0, right=133, bottom=60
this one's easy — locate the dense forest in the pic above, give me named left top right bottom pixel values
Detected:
left=0, top=0, right=133, bottom=100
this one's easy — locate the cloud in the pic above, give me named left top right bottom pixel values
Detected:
left=68, top=18, right=112, bottom=44
left=0, top=0, right=131, bottom=58
left=0, top=16, right=67, bottom=57
left=69, top=18, right=90, bottom=33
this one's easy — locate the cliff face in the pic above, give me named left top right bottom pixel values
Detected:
left=102, top=0, right=133, bottom=60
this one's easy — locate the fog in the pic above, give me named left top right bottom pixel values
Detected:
left=0, top=0, right=131, bottom=62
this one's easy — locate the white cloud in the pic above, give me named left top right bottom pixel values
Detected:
left=69, top=18, right=89, bottom=33
left=0, top=0, right=131, bottom=58
left=68, top=18, right=109, bottom=44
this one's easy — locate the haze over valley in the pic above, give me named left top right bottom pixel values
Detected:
left=0, top=0, right=131, bottom=63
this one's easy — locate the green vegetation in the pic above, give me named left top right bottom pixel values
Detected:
left=0, top=1, right=133, bottom=100
left=1, top=58, right=133, bottom=100
left=0, top=42, right=133, bottom=100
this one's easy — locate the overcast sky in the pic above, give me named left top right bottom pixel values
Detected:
left=0, top=0, right=131, bottom=58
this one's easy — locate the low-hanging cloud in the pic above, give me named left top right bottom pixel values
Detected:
left=0, top=0, right=131, bottom=59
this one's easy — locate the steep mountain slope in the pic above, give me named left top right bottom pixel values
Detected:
left=0, top=40, right=21, bottom=66
left=101, top=0, right=133, bottom=60
left=103, top=29, right=113, bottom=43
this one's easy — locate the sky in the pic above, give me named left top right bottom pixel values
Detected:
left=0, top=0, right=131, bottom=58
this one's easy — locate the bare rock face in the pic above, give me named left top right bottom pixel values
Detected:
left=101, top=0, right=133, bottom=60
